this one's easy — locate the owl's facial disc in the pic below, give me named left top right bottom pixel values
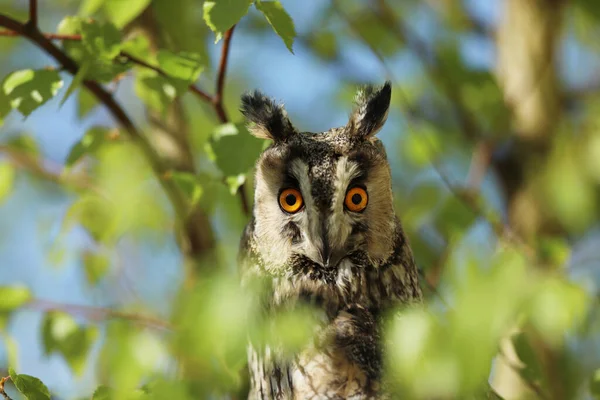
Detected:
left=252, top=136, right=397, bottom=274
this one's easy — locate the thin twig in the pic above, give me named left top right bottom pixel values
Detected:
left=0, top=376, right=12, bottom=400
left=211, top=25, right=250, bottom=216
left=214, top=26, right=236, bottom=123
left=28, top=0, right=37, bottom=29
left=0, top=30, right=80, bottom=40
left=28, top=299, right=171, bottom=330
left=0, top=144, right=96, bottom=191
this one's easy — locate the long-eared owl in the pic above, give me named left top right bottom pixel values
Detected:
left=238, top=81, right=422, bottom=399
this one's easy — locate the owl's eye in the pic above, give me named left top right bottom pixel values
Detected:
left=345, top=186, right=368, bottom=212
left=279, top=188, right=304, bottom=213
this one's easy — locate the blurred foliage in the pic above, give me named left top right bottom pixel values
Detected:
left=1, top=0, right=600, bottom=399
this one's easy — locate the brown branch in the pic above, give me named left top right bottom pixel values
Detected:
left=210, top=25, right=250, bottom=216
left=28, top=0, right=37, bottom=29
left=214, top=26, right=235, bottom=123
left=0, top=377, right=12, bottom=400
left=28, top=299, right=171, bottom=330
left=0, top=13, right=188, bottom=222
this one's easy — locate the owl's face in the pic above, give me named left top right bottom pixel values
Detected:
left=242, top=82, right=397, bottom=274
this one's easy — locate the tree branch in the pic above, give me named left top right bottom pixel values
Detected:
left=0, top=24, right=250, bottom=216
left=211, top=25, right=250, bottom=216
left=28, top=0, right=37, bottom=29
left=28, top=298, right=171, bottom=330
left=0, top=13, right=189, bottom=223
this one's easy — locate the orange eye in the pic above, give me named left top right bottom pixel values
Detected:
left=279, top=188, right=304, bottom=213
left=345, top=186, right=368, bottom=212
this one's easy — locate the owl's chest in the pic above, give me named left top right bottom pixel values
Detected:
left=248, top=343, right=379, bottom=400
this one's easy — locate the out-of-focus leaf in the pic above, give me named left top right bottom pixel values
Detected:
left=0, top=286, right=31, bottom=311
left=225, top=174, right=245, bottom=195
left=168, top=171, right=203, bottom=209
left=82, top=251, right=110, bottom=285
left=5, top=135, right=39, bottom=155
left=64, top=194, right=116, bottom=243
left=42, top=311, right=98, bottom=375
left=157, top=50, right=203, bottom=83
left=65, top=126, right=111, bottom=168
left=203, top=0, right=253, bottom=42
left=528, top=278, right=589, bottom=345
left=349, top=11, right=400, bottom=57
left=590, top=369, right=600, bottom=399
left=77, top=88, right=98, bottom=119
left=2, top=69, right=63, bottom=117
left=403, top=182, right=444, bottom=230
left=511, top=332, right=544, bottom=385
left=537, top=236, right=571, bottom=269
left=8, top=367, right=51, bottom=400
left=435, top=195, right=476, bottom=239
left=134, top=71, right=178, bottom=114
left=0, top=91, right=10, bottom=126
left=542, top=149, right=595, bottom=233
left=306, top=31, right=338, bottom=61
left=402, top=124, right=442, bottom=167
left=60, top=60, right=91, bottom=107
left=207, top=122, right=264, bottom=178
left=79, top=0, right=105, bottom=16
left=103, top=0, right=152, bottom=28
left=255, top=1, right=296, bottom=53
left=121, top=35, right=152, bottom=60
left=0, top=162, right=15, bottom=204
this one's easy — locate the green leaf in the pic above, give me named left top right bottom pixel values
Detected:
left=2, top=69, right=63, bottom=117
left=134, top=71, right=178, bottom=114
left=79, top=0, right=105, bottom=16
left=0, top=286, right=32, bottom=311
left=435, top=195, right=477, bottom=239
left=511, top=332, right=544, bottom=385
left=121, top=35, right=151, bottom=59
left=203, top=0, right=253, bottom=42
left=226, top=174, right=245, bottom=195
left=207, top=123, right=264, bottom=178
left=0, top=90, right=11, bottom=127
left=80, top=19, right=122, bottom=59
left=92, top=385, right=113, bottom=400
left=83, top=251, right=110, bottom=285
left=103, top=0, right=152, bottom=28
left=169, top=171, right=203, bottom=209
left=60, top=60, right=91, bottom=107
left=64, top=194, right=116, bottom=243
left=255, top=1, right=296, bottom=53
left=42, top=311, right=98, bottom=376
left=0, top=162, right=15, bottom=204
left=65, top=126, right=111, bottom=168
left=77, top=88, right=98, bottom=118
left=157, top=50, right=203, bottom=83
left=5, top=135, right=39, bottom=156
left=8, top=367, right=51, bottom=400
left=590, top=369, right=600, bottom=399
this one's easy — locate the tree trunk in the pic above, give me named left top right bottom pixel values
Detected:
left=493, top=0, right=567, bottom=398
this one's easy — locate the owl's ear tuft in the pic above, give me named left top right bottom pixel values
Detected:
left=240, top=90, right=297, bottom=141
left=348, top=81, right=392, bottom=139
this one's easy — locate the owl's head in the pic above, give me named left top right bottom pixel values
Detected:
left=241, top=82, right=397, bottom=274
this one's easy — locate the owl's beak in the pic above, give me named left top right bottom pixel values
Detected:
left=321, top=248, right=346, bottom=269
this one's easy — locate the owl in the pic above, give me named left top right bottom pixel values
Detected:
left=238, top=81, right=422, bottom=400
